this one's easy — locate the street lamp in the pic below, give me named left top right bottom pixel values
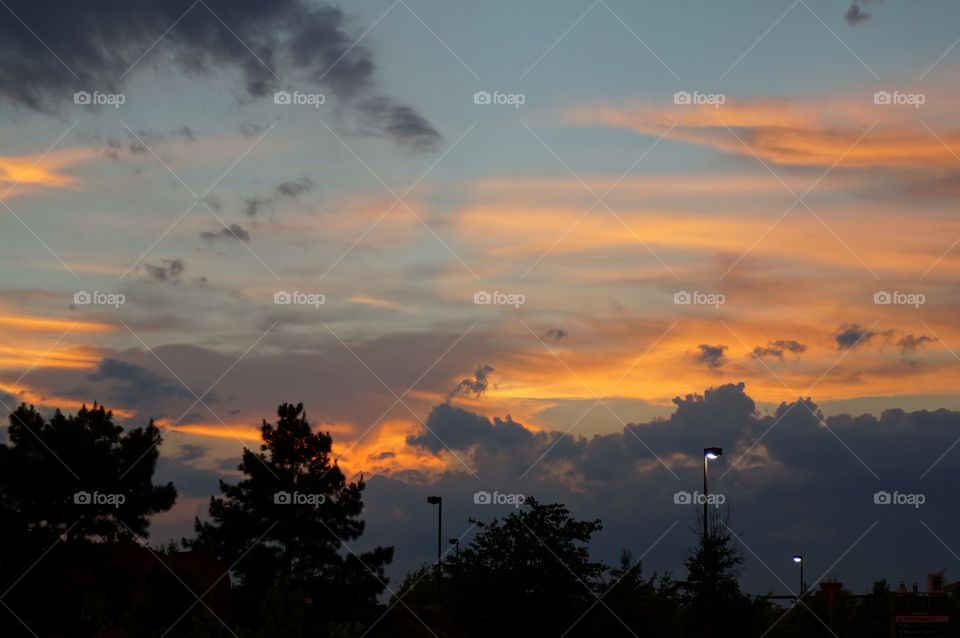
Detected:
left=792, top=554, right=804, bottom=599
left=427, top=496, right=442, bottom=579
left=703, top=447, right=722, bottom=546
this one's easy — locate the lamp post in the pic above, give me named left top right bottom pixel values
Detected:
left=793, top=555, right=804, bottom=600
left=703, top=447, right=722, bottom=547
left=427, top=496, right=442, bottom=580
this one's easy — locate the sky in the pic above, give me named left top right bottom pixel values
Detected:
left=3, top=0, right=960, bottom=597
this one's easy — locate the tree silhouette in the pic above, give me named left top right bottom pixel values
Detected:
left=592, top=550, right=683, bottom=636
left=682, top=507, right=769, bottom=637
left=440, top=498, right=606, bottom=637
left=0, top=402, right=176, bottom=543
left=0, top=403, right=178, bottom=636
left=192, top=402, right=393, bottom=628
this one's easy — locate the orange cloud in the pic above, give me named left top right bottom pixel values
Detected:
left=0, top=345, right=98, bottom=370
left=169, top=423, right=263, bottom=443
left=0, top=147, right=96, bottom=197
left=568, top=98, right=960, bottom=169
left=0, top=382, right=134, bottom=419
left=0, top=314, right=113, bottom=333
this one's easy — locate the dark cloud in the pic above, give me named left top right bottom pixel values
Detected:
left=696, top=344, right=727, bottom=370
left=275, top=177, right=314, bottom=198
left=217, top=457, right=243, bottom=472
left=242, top=196, right=274, bottom=218
left=242, top=177, right=315, bottom=217
left=752, top=339, right=806, bottom=360
left=406, top=402, right=534, bottom=454
left=0, top=0, right=438, bottom=149
left=200, top=223, right=250, bottom=243
left=358, top=97, right=444, bottom=152
left=0, top=0, right=368, bottom=107
left=93, top=127, right=195, bottom=160
left=143, top=258, right=186, bottom=282
left=448, top=364, right=495, bottom=399
left=845, top=3, right=870, bottom=25
left=128, top=126, right=197, bottom=150
left=173, top=443, right=208, bottom=462
left=377, top=382, right=960, bottom=595
left=156, top=453, right=223, bottom=499
left=544, top=328, right=568, bottom=342
left=898, top=334, right=935, bottom=355
left=85, top=358, right=195, bottom=408
left=835, top=323, right=879, bottom=350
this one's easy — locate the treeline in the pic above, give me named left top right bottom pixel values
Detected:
left=0, top=402, right=956, bottom=637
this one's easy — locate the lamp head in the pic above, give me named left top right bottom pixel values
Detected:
left=427, top=496, right=442, bottom=505
left=792, top=554, right=803, bottom=564
left=704, top=447, right=723, bottom=460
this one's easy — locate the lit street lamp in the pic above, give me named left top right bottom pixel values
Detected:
left=793, top=554, right=804, bottom=599
left=703, top=447, right=722, bottom=546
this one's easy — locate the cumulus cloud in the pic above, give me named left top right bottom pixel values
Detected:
left=369, top=382, right=960, bottom=593
left=836, top=323, right=876, bottom=350
left=143, top=258, right=186, bottom=282
left=0, top=0, right=439, bottom=149
left=696, top=344, right=728, bottom=370
left=406, top=402, right=535, bottom=455
left=845, top=3, right=871, bottom=25
left=752, top=339, right=806, bottom=360
left=200, top=223, right=250, bottom=243
left=898, top=334, right=935, bottom=355
left=275, top=177, right=315, bottom=198
left=448, top=364, right=495, bottom=399
left=404, top=380, right=960, bottom=491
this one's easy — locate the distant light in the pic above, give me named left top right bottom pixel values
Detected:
left=704, top=447, right=723, bottom=459
left=793, top=554, right=803, bottom=564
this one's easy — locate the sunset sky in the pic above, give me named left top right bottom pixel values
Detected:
left=3, top=0, right=960, bottom=595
